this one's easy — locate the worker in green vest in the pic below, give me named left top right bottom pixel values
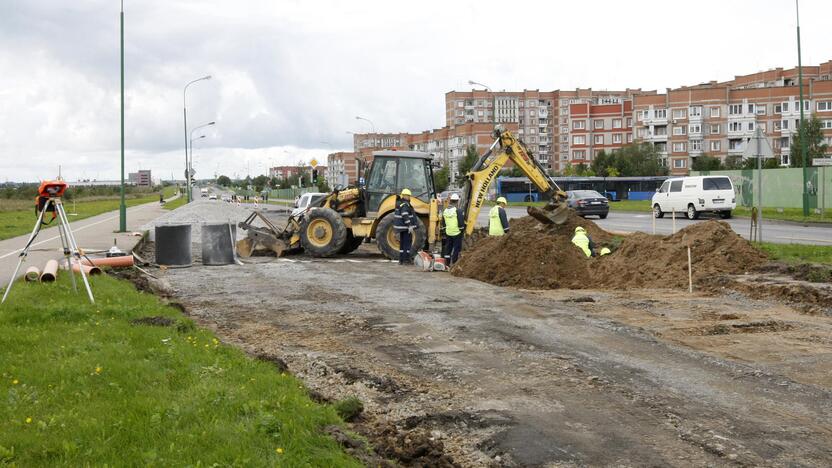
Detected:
left=442, top=193, right=466, bottom=266
left=572, top=226, right=611, bottom=257
left=489, top=197, right=510, bottom=236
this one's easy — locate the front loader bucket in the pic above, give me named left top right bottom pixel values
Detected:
left=527, top=203, right=570, bottom=225
left=236, top=238, right=256, bottom=258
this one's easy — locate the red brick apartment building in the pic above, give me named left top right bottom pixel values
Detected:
left=325, top=152, right=360, bottom=187
left=352, top=60, right=832, bottom=178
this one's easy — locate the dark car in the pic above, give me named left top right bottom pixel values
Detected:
left=566, top=190, right=609, bottom=219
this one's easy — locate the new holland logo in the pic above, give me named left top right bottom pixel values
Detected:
left=474, top=165, right=501, bottom=208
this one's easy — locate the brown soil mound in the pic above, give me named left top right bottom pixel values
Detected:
left=453, top=211, right=768, bottom=291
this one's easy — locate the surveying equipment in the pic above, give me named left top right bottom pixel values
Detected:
left=1, top=179, right=95, bottom=304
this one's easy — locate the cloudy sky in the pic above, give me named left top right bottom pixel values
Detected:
left=2, top=0, right=831, bottom=182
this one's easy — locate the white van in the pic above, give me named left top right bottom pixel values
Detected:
left=652, top=176, right=736, bottom=220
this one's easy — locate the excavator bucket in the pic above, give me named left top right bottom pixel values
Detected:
left=236, top=238, right=256, bottom=258
left=527, top=202, right=570, bottom=225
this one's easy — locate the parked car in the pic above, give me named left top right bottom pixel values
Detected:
left=566, top=190, right=609, bottom=219
left=291, top=192, right=327, bottom=217
left=208, top=194, right=217, bottom=200
left=652, top=176, right=736, bottom=220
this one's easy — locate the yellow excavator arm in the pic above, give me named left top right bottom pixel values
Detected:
left=459, top=128, right=568, bottom=235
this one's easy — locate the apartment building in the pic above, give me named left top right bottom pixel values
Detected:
left=566, top=100, right=634, bottom=166
left=326, top=152, right=360, bottom=187
left=634, top=61, right=832, bottom=175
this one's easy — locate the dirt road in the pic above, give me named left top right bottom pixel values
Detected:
left=153, top=247, right=832, bottom=466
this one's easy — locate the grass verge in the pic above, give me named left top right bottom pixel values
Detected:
left=0, top=274, right=359, bottom=466
left=0, top=195, right=158, bottom=241
left=163, top=195, right=187, bottom=211
left=757, top=242, right=832, bottom=265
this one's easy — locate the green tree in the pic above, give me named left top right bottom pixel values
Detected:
left=216, top=175, right=231, bottom=187
left=607, top=166, right=620, bottom=177
left=691, top=155, right=723, bottom=172
left=590, top=150, right=612, bottom=177
left=723, top=155, right=745, bottom=170
left=458, top=145, right=480, bottom=175
left=611, top=143, right=669, bottom=176
left=433, top=165, right=450, bottom=192
left=316, top=178, right=330, bottom=193
left=790, top=114, right=829, bottom=167
left=562, top=163, right=576, bottom=176
left=252, top=175, right=269, bottom=192
left=575, top=163, right=589, bottom=176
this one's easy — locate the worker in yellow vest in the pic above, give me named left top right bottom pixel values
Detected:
left=442, top=193, right=466, bottom=266
left=572, top=226, right=611, bottom=257
left=489, top=197, right=510, bottom=236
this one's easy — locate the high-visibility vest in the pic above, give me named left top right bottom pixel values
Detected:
left=443, top=207, right=461, bottom=236
left=489, top=206, right=505, bottom=236
left=571, top=232, right=592, bottom=257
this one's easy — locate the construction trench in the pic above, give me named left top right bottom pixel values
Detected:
left=132, top=204, right=832, bottom=467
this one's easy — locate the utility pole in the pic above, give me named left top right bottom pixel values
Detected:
left=118, top=0, right=127, bottom=232
left=796, top=0, right=809, bottom=216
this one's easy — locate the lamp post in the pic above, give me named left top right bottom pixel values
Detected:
left=183, top=75, right=211, bottom=202
left=118, top=0, right=126, bottom=231
left=796, top=0, right=810, bottom=216
left=355, top=115, right=375, bottom=133
left=467, top=80, right=492, bottom=91
left=188, top=121, right=215, bottom=197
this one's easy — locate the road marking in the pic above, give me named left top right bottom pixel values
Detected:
left=775, top=236, right=832, bottom=244
left=0, top=205, right=154, bottom=260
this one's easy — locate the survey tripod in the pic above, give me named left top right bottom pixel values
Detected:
left=1, top=180, right=95, bottom=304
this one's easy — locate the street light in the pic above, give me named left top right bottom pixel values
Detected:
left=467, top=80, right=492, bottom=91
left=188, top=121, right=215, bottom=197
left=355, top=115, right=375, bottom=133
left=183, top=74, right=211, bottom=202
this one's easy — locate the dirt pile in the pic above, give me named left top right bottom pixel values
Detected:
left=453, top=212, right=768, bottom=291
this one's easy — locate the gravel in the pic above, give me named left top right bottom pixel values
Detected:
left=141, top=200, right=277, bottom=243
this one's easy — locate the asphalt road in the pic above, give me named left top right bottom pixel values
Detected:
left=483, top=206, right=832, bottom=245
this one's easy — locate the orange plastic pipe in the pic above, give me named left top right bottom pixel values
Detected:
left=40, top=259, right=59, bottom=282
left=80, top=256, right=134, bottom=268
left=25, top=266, right=41, bottom=282
left=69, top=262, right=102, bottom=276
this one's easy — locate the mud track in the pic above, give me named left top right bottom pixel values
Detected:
left=153, top=253, right=832, bottom=466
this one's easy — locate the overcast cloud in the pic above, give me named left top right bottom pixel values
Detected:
left=1, top=0, right=830, bottom=182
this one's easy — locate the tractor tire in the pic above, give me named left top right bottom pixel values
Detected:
left=300, top=208, right=347, bottom=257
left=375, top=214, right=426, bottom=261
left=338, top=231, right=364, bottom=254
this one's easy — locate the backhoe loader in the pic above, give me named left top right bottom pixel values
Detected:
left=236, top=128, right=569, bottom=260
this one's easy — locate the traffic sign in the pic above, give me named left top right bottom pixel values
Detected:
left=310, top=158, right=318, bottom=168
left=812, top=158, right=832, bottom=166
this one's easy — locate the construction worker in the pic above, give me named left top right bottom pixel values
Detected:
left=394, top=188, right=416, bottom=265
left=442, top=193, right=466, bottom=266
left=489, top=197, right=510, bottom=236
left=572, top=226, right=611, bottom=257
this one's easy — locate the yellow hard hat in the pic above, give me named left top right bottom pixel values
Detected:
left=575, top=226, right=586, bottom=233
left=400, top=188, right=412, bottom=196
left=497, top=197, right=507, bottom=204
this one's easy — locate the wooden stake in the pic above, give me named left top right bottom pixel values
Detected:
left=652, top=208, right=656, bottom=235
left=672, top=210, right=676, bottom=234
left=687, top=245, right=693, bottom=294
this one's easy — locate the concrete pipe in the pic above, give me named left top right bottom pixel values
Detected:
left=40, top=259, right=59, bottom=282
left=80, top=256, right=134, bottom=268
left=24, top=266, right=41, bottom=282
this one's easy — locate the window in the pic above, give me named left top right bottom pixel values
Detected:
left=747, top=104, right=756, bottom=114
left=612, top=119, right=622, bottom=128
left=627, top=134, right=633, bottom=143
left=672, top=160, right=687, bottom=170
left=655, top=125, right=668, bottom=136
left=636, top=110, right=645, bottom=121
left=672, top=109, right=687, bottom=119
left=709, top=107, right=721, bottom=118
left=658, top=181, right=670, bottom=193
left=728, top=139, right=744, bottom=150
left=774, top=121, right=782, bottom=131
left=703, top=177, right=732, bottom=190
left=672, top=142, right=687, bottom=152
left=655, top=108, right=667, bottom=118
left=802, top=100, right=810, bottom=111
left=782, top=102, right=790, bottom=112
left=729, top=104, right=742, bottom=115
left=688, top=124, right=701, bottom=134
left=755, top=104, right=766, bottom=115
left=748, top=122, right=755, bottom=131
left=573, top=120, right=586, bottom=129
left=573, top=150, right=586, bottom=159
left=728, top=122, right=742, bottom=132
left=594, top=119, right=604, bottom=129
left=457, top=101, right=464, bottom=108
left=710, top=124, right=721, bottom=134
left=673, top=125, right=687, bottom=136
left=613, top=134, right=623, bottom=144
left=637, top=128, right=647, bottom=138
left=710, top=140, right=721, bottom=151
left=774, top=103, right=783, bottom=114
left=689, top=106, right=702, bottom=117
left=573, top=135, right=586, bottom=145
left=821, top=120, right=832, bottom=129
left=781, top=120, right=789, bottom=130
left=594, top=135, right=604, bottom=144
left=626, top=117, right=633, bottom=127
left=818, top=101, right=832, bottom=112
left=690, top=140, right=702, bottom=151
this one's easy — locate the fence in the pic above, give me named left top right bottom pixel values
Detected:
left=692, top=167, right=831, bottom=211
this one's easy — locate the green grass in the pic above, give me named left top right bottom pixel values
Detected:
left=163, top=195, right=187, bottom=211
left=0, top=195, right=160, bottom=241
left=0, top=274, right=359, bottom=466
left=161, top=186, right=179, bottom=199
left=757, top=242, right=832, bottom=265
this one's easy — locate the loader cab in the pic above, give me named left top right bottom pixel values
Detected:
left=365, top=151, right=435, bottom=213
